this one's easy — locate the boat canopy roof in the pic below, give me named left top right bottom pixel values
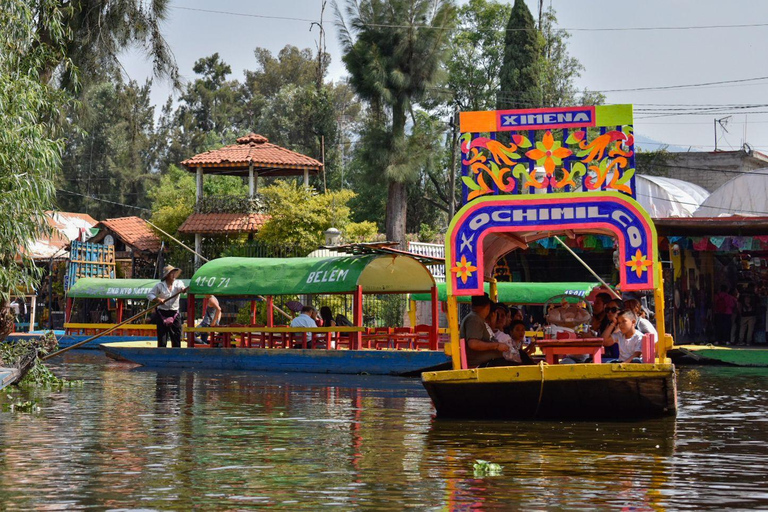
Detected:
left=189, top=255, right=436, bottom=296
left=67, top=278, right=190, bottom=299
left=411, top=282, right=599, bottom=304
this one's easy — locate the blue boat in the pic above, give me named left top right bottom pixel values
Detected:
left=100, top=255, right=451, bottom=376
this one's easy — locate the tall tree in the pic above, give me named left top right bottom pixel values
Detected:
left=58, top=78, right=158, bottom=218
left=497, top=0, right=541, bottom=110
left=446, top=0, right=512, bottom=112
left=31, top=0, right=177, bottom=89
left=1, top=0, right=70, bottom=338
left=538, top=6, right=604, bottom=107
left=336, top=0, right=455, bottom=246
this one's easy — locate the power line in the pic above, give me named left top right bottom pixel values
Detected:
left=170, top=5, right=768, bottom=34
left=57, top=189, right=151, bottom=212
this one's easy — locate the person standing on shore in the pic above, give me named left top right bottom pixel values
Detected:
left=147, top=265, right=188, bottom=348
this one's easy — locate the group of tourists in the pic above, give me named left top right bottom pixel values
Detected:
left=713, top=283, right=763, bottom=345
left=460, top=290, right=659, bottom=368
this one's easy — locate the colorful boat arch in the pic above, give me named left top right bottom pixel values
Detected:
left=445, top=192, right=659, bottom=295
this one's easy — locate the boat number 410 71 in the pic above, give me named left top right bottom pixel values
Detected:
left=194, top=276, right=230, bottom=288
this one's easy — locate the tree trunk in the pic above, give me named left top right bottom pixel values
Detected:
left=386, top=101, right=408, bottom=248
left=0, top=302, right=13, bottom=342
left=386, top=181, right=407, bottom=248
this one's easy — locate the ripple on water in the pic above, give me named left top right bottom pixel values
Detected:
left=0, top=359, right=767, bottom=509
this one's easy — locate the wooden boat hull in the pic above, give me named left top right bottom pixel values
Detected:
left=422, top=363, right=677, bottom=420
left=669, top=345, right=768, bottom=367
left=100, top=342, right=451, bottom=376
left=7, top=331, right=155, bottom=350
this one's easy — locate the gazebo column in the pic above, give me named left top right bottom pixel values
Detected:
left=248, top=162, right=255, bottom=197
left=195, top=166, right=203, bottom=204
left=303, top=169, right=309, bottom=188
left=195, top=234, right=202, bottom=269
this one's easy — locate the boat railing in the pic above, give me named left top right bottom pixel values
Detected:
left=185, top=325, right=448, bottom=351
left=64, top=322, right=157, bottom=337
left=452, top=332, right=658, bottom=369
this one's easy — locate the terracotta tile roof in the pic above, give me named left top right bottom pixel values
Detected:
left=180, top=133, right=323, bottom=175
left=98, top=216, right=162, bottom=253
left=177, top=213, right=270, bottom=235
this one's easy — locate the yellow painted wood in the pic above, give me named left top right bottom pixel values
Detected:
left=188, top=326, right=366, bottom=334
left=446, top=296, right=461, bottom=370
left=422, top=362, right=675, bottom=385
left=408, top=299, right=417, bottom=328
left=489, top=278, right=498, bottom=302
left=64, top=323, right=155, bottom=330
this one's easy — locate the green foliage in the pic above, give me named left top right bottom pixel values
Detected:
left=337, top=0, right=455, bottom=243
left=147, top=165, right=195, bottom=240
left=343, top=221, right=379, bottom=243
left=498, top=0, right=542, bottom=110
left=58, top=78, right=158, bottom=218
left=32, top=0, right=178, bottom=90
left=473, top=460, right=503, bottom=477
left=0, top=1, right=69, bottom=319
left=445, top=0, right=512, bottom=111
left=636, top=147, right=675, bottom=177
left=256, top=182, right=357, bottom=254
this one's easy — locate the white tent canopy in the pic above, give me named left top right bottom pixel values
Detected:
left=635, top=175, right=710, bottom=218
left=694, top=168, right=768, bottom=217
left=531, top=169, right=708, bottom=218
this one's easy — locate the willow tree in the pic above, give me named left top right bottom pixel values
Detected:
left=336, top=0, right=455, bottom=246
left=31, top=0, right=178, bottom=89
left=0, top=1, right=70, bottom=339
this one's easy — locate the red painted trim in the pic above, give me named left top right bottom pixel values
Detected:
left=430, top=286, right=439, bottom=350
left=65, top=297, right=73, bottom=324
left=250, top=300, right=257, bottom=325
left=116, top=299, right=123, bottom=323
left=353, top=285, right=364, bottom=349
left=187, top=294, right=195, bottom=348
left=267, top=296, right=274, bottom=327
left=448, top=195, right=657, bottom=293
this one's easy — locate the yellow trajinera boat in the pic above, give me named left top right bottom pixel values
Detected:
left=421, top=105, right=677, bottom=420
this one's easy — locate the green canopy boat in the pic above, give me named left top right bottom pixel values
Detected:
left=410, top=282, right=599, bottom=304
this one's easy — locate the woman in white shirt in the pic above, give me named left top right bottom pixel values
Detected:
left=147, top=265, right=188, bottom=348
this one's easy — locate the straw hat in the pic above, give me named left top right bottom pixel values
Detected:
left=161, top=265, right=181, bottom=280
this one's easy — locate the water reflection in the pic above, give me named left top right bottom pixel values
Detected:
left=0, top=356, right=766, bottom=509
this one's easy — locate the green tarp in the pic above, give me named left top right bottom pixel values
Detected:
left=67, top=278, right=190, bottom=299
left=410, top=282, right=599, bottom=304
left=189, top=255, right=436, bottom=296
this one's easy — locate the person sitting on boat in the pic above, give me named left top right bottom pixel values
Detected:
left=623, top=299, right=657, bottom=342
left=290, top=305, right=318, bottom=348
left=197, top=294, right=221, bottom=345
left=602, top=299, right=623, bottom=359
left=590, top=292, right=613, bottom=335
left=459, top=295, right=508, bottom=368
left=602, top=309, right=643, bottom=363
left=504, top=319, right=536, bottom=365
left=319, top=306, right=336, bottom=328
left=147, top=265, right=188, bottom=348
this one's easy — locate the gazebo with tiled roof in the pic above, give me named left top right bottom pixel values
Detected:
left=180, top=133, right=323, bottom=267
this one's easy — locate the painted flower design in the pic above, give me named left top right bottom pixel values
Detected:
left=525, top=130, right=573, bottom=174
left=452, top=255, right=478, bottom=284
left=625, top=249, right=653, bottom=278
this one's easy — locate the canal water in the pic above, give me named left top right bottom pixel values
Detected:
left=1, top=352, right=767, bottom=510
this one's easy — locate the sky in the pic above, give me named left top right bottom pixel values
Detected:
left=120, top=0, right=768, bottom=153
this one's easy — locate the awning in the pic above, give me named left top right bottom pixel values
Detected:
left=410, top=282, right=600, bottom=304
left=189, top=255, right=436, bottom=296
left=67, top=278, right=190, bottom=299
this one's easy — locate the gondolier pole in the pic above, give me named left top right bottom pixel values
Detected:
left=41, top=288, right=186, bottom=360
left=144, top=219, right=294, bottom=322
left=552, top=236, right=621, bottom=300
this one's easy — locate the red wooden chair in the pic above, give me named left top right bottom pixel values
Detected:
left=413, top=324, right=432, bottom=350
left=372, top=327, right=393, bottom=350
left=392, top=326, right=415, bottom=350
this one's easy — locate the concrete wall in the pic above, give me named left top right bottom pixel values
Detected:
left=663, top=150, right=768, bottom=192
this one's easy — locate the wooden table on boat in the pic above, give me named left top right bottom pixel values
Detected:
left=537, top=338, right=606, bottom=364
